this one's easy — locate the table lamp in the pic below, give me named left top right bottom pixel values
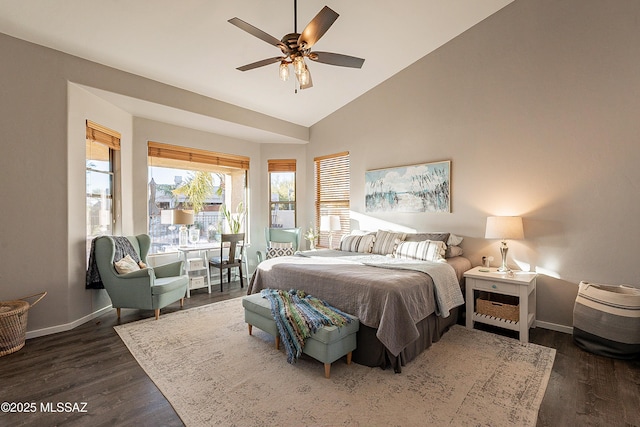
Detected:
left=320, top=215, right=341, bottom=249
left=485, top=216, right=524, bottom=272
left=172, top=209, right=194, bottom=247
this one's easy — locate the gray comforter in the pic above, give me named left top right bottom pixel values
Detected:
left=248, top=250, right=464, bottom=356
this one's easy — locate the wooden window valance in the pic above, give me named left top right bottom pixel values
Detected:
left=268, top=159, right=296, bottom=172
left=86, top=120, right=121, bottom=150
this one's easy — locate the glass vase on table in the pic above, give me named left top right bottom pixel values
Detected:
left=188, top=226, right=200, bottom=246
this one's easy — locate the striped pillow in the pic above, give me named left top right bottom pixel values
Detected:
left=358, top=233, right=376, bottom=253
left=340, top=235, right=361, bottom=252
left=395, top=240, right=446, bottom=262
left=371, top=230, right=405, bottom=255
left=340, top=233, right=375, bottom=253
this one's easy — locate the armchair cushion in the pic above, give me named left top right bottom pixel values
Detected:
left=152, top=260, right=184, bottom=278
left=152, top=277, right=190, bottom=295
left=114, top=255, right=141, bottom=274
left=266, top=247, right=295, bottom=259
left=269, top=241, right=293, bottom=249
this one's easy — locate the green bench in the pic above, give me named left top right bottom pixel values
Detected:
left=242, top=293, right=359, bottom=378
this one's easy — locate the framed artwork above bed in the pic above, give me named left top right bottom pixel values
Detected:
left=365, top=160, right=451, bottom=213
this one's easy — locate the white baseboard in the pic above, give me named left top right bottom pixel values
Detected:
left=25, top=304, right=113, bottom=340
left=535, top=320, right=573, bottom=335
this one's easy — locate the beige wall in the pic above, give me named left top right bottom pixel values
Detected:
left=0, top=32, right=299, bottom=335
left=308, top=0, right=640, bottom=329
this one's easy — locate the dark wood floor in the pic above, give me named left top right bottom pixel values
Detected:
left=1, top=282, right=638, bottom=427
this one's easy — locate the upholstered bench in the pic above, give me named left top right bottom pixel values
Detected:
left=242, top=293, right=359, bottom=378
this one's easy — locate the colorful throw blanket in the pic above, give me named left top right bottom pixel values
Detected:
left=261, top=288, right=353, bottom=364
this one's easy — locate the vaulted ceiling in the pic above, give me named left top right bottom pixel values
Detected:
left=0, top=0, right=512, bottom=132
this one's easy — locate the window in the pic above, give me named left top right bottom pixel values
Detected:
left=147, top=141, right=249, bottom=253
left=86, top=120, right=120, bottom=257
left=268, top=159, right=296, bottom=228
left=314, top=151, right=350, bottom=247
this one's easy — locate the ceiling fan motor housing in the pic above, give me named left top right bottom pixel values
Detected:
left=281, top=33, right=301, bottom=54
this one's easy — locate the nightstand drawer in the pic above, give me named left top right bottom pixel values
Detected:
left=468, top=278, right=518, bottom=295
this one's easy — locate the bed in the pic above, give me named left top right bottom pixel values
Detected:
left=247, top=234, right=471, bottom=372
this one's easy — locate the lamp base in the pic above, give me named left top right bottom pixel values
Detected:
left=497, top=241, right=510, bottom=272
left=179, top=225, right=188, bottom=247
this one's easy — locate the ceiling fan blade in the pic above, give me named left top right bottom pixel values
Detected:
left=228, top=17, right=288, bottom=52
left=297, top=6, right=339, bottom=50
left=309, top=52, right=365, bottom=69
left=237, top=57, right=285, bottom=72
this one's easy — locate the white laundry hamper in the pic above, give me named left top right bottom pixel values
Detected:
left=573, top=281, right=640, bottom=359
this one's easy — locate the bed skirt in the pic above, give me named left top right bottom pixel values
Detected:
left=353, top=307, right=459, bottom=373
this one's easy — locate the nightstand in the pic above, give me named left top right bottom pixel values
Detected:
left=464, top=266, right=537, bottom=343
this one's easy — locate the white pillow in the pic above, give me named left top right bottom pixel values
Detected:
left=445, top=245, right=464, bottom=258
left=269, top=241, right=293, bottom=249
left=447, top=234, right=464, bottom=246
left=395, top=240, right=446, bottom=262
left=348, top=229, right=372, bottom=236
left=114, top=254, right=141, bottom=274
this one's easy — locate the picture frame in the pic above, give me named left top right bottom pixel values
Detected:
left=365, top=160, right=451, bottom=213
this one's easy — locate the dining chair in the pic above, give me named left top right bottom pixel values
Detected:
left=208, top=233, right=245, bottom=292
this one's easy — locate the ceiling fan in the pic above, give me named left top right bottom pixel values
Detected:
left=228, top=0, right=365, bottom=90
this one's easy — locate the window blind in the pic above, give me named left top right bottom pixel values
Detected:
left=148, top=141, right=250, bottom=172
left=314, top=151, right=350, bottom=246
left=268, top=159, right=296, bottom=172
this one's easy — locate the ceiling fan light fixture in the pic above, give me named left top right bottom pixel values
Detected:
left=293, top=55, right=306, bottom=76
left=279, top=61, right=290, bottom=81
left=297, top=67, right=310, bottom=87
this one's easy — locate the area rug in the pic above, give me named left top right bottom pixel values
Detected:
left=115, top=298, right=555, bottom=426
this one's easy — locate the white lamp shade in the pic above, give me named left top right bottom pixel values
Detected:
left=171, top=209, right=194, bottom=225
left=160, top=209, right=173, bottom=225
left=320, top=215, right=341, bottom=232
left=485, top=216, right=524, bottom=240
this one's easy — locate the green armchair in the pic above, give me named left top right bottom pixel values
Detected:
left=256, top=227, right=301, bottom=263
left=93, top=234, right=188, bottom=320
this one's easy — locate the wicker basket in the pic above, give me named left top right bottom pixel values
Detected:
left=0, top=292, right=46, bottom=357
left=476, top=295, right=519, bottom=322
